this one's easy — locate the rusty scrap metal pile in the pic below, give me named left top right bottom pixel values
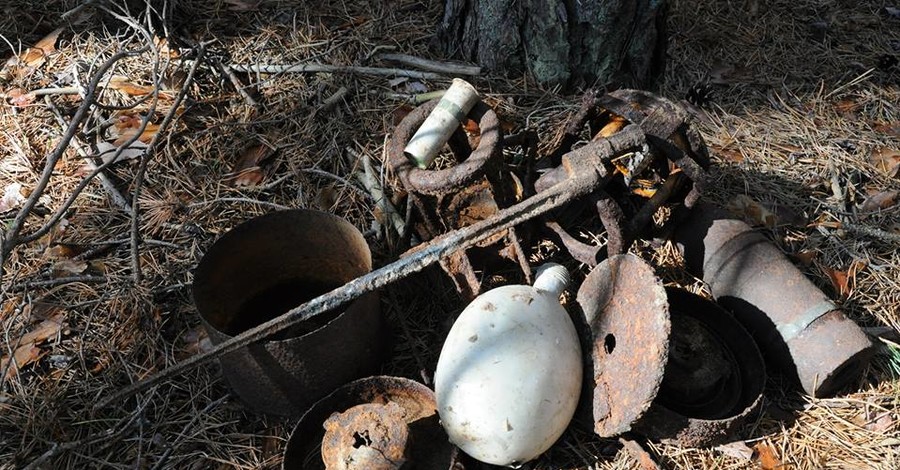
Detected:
left=110, top=82, right=875, bottom=469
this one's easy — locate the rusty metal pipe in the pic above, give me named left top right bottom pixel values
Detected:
left=673, top=203, right=874, bottom=397
left=96, top=126, right=646, bottom=409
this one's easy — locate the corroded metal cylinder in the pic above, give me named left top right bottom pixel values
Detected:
left=673, top=203, right=874, bottom=397
left=192, top=210, right=386, bottom=416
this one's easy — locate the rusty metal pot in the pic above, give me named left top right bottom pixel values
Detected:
left=192, top=209, right=386, bottom=416
left=672, top=203, right=874, bottom=397
left=282, top=376, right=462, bottom=469
left=577, top=254, right=765, bottom=446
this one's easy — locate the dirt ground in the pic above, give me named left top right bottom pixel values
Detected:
left=1, top=0, right=898, bottom=469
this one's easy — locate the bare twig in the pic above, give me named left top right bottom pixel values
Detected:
left=316, top=86, right=348, bottom=115
left=349, top=147, right=405, bottom=238
left=840, top=221, right=900, bottom=244
left=10, top=275, right=107, bottom=292
left=215, top=61, right=260, bottom=109
left=377, top=53, right=481, bottom=76
left=300, top=168, right=372, bottom=201
left=381, top=89, right=446, bottom=104
left=131, top=46, right=204, bottom=283
left=0, top=49, right=140, bottom=279
left=43, top=96, right=133, bottom=214
left=228, top=62, right=445, bottom=80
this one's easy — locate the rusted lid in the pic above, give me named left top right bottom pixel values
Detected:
left=576, top=254, right=670, bottom=437
left=283, top=376, right=459, bottom=470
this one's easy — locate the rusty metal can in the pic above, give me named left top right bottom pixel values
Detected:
left=192, top=209, right=386, bottom=416
left=673, top=203, right=874, bottom=397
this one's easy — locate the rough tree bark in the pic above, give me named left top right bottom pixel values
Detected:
left=433, top=0, right=668, bottom=89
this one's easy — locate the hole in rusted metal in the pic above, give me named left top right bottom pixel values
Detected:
left=604, top=334, right=616, bottom=354
left=352, top=430, right=371, bottom=448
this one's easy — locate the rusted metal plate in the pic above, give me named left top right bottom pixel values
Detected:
left=283, top=376, right=460, bottom=470
left=577, top=254, right=670, bottom=437
left=634, top=288, right=765, bottom=447
left=321, top=402, right=409, bottom=469
left=193, top=209, right=385, bottom=416
left=673, top=203, right=874, bottom=397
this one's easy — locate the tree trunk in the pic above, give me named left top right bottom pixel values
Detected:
left=433, top=0, right=668, bottom=89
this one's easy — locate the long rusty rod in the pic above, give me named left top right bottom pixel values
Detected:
left=96, top=126, right=643, bottom=409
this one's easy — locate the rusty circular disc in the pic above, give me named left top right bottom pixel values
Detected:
left=576, top=254, right=670, bottom=438
left=282, top=376, right=459, bottom=470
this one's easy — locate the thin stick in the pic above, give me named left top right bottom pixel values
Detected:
left=377, top=53, right=481, bottom=76
left=317, top=86, right=348, bottom=115
left=131, top=47, right=204, bottom=283
left=43, top=96, right=133, bottom=214
left=300, top=168, right=372, bottom=201
left=10, top=275, right=107, bottom=292
left=841, top=221, right=900, bottom=244
left=215, top=61, right=260, bottom=109
left=349, top=147, right=405, bottom=237
left=95, top=168, right=598, bottom=410
left=228, top=63, right=445, bottom=80
left=0, top=49, right=139, bottom=279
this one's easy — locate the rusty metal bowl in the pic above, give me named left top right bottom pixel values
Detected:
left=192, top=209, right=386, bottom=417
left=577, top=254, right=765, bottom=446
left=282, top=376, right=462, bottom=469
left=634, top=287, right=765, bottom=446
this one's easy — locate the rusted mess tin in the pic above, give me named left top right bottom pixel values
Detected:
left=282, top=376, right=463, bottom=469
left=577, top=254, right=765, bottom=446
left=192, top=209, right=386, bottom=416
left=672, top=203, right=874, bottom=397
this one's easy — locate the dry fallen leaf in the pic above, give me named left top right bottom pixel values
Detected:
left=107, top=75, right=156, bottom=96
left=866, top=411, right=895, bottom=433
left=95, top=141, right=149, bottom=164
left=112, top=114, right=160, bottom=146
left=19, top=312, right=65, bottom=345
left=0, top=311, right=64, bottom=379
left=833, top=98, right=861, bottom=118
left=727, top=195, right=806, bottom=228
left=715, top=441, right=755, bottom=460
left=4, top=88, right=36, bottom=107
left=230, top=143, right=276, bottom=187
left=712, top=145, right=745, bottom=163
left=1, top=182, right=25, bottom=212
left=791, top=249, right=818, bottom=266
left=314, top=184, right=338, bottom=210
left=5, top=27, right=63, bottom=74
left=51, top=259, right=88, bottom=276
left=754, top=441, right=782, bottom=470
left=821, top=259, right=866, bottom=299
left=860, top=190, right=899, bottom=213
left=0, top=345, right=42, bottom=380
left=871, top=121, right=900, bottom=138
left=868, top=147, right=900, bottom=178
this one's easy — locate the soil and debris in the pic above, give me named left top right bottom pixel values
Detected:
left=1, top=0, right=898, bottom=468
